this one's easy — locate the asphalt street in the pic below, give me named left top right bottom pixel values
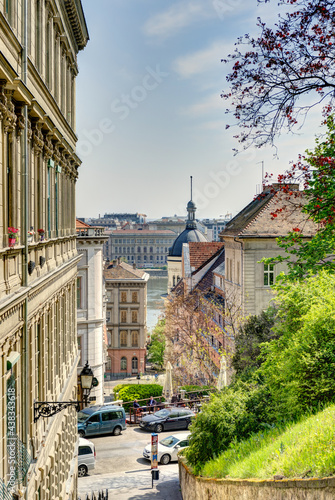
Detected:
left=78, top=425, right=183, bottom=500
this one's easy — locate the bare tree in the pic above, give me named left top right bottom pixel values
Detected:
left=222, top=0, right=335, bottom=151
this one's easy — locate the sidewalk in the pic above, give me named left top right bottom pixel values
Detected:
left=78, top=466, right=182, bottom=500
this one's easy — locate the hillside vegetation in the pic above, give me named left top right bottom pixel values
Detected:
left=185, top=271, right=335, bottom=476
left=201, top=404, right=335, bottom=479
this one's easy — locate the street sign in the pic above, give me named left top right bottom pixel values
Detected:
left=92, top=377, right=99, bottom=387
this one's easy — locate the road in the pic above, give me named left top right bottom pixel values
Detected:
left=78, top=425, right=183, bottom=499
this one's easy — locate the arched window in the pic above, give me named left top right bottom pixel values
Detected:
left=121, top=357, right=127, bottom=370
left=150, top=247, right=153, bottom=253
left=177, top=276, right=180, bottom=282
left=106, top=356, right=112, bottom=370
left=173, top=276, right=176, bottom=287
left=137, top=246, right=141, bottom=253
left=132, top=331, right=139, bottom=347
left=132, top=356, right=138, bottom=372
left=107, top=331, right=112, bottom=346
left=143, top=247, right=147, bottom=253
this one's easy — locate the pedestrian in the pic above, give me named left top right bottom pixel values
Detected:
left=154, top=372, right=158, bottom=381
left=148, top=396, right=157, bottom=411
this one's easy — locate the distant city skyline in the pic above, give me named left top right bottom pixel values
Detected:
left=76, top=0, right=322, bottom=220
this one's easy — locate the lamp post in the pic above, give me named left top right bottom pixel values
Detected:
left=34, top=361, right=95, bottom=422
left=80, top=360, right=94, bottom=406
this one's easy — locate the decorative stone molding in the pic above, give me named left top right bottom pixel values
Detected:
left=52, top=141, right=62, bottom=165
left=15, top=102, right=26, bottom=138
left=43, top=133, right=54, bottom=159
left=0, top=79, right=7, bottom=119
left=27, top=117, right=33, bottom=141
left=3, top=89, right=17, bottom=133
left=32, top=120, right=44, bottom=155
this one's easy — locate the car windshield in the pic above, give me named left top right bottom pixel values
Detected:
left=153, top=409, right=170, bottom=418
left=160, top=436, right=179, bottom=448
left=77, top=410, right=92, bottom=423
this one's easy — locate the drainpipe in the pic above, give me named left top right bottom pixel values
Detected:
left=234, top=237, right=243, bottom=320
left=21, top=1, right=29, bottom=499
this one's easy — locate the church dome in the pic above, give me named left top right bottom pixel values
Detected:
left=169, top=227, right=207, bottom=257
left=169, top=177, right=207, bottom=257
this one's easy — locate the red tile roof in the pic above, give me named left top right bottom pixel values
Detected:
left=222, top=190, right=317, bottom=238
left=188, top=242, right=224, bottom=271
left=104, top=261, right=147, bottom=280
left=76, top=219, right=91, bottom=229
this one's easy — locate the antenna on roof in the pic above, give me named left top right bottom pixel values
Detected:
left=190, top=176, right=193, bottom=201
left=256, top=161, right=265, bottom=194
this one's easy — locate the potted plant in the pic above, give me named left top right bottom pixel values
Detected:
left=8, top=227, right=19, bottom=247
left=28, top=227, right=35, bottom=243
left=38, top=228, right=45, bottom=241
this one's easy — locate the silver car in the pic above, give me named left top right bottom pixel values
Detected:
left=78, top=437, right=96, bottom=477
left=142, top=432, right=190, bottom=465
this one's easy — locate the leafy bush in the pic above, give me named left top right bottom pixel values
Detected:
left=184, top=382, right=274, bottom=473
left=115, top=384, right=164, bottom=412
left=259, top=271, right=335, bottom=420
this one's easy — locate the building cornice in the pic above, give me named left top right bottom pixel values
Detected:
left=63, top=0, right=89, bottom=51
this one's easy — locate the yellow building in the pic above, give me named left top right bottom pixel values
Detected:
left=0, top=1, right=88, bottom=499
left=220, top=186, right=317, bottom=319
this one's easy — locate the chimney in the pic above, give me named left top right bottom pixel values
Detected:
left=133, top=263, right=136, bottom=270
left=117, top=257, right=121, bottom=265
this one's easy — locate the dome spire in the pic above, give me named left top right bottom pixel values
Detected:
left=186, top=176, right=197, bottom=229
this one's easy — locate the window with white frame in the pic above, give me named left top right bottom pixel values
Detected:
left=264, top=264, right=275, bottom=286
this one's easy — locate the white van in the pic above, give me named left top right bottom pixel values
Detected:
left=78, top=437, right=96, bottom=477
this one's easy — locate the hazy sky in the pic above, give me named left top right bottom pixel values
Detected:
left=75, top=0, right=321, bottom=220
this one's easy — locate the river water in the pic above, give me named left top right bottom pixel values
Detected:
left=146, top=276, right=168, bottom=333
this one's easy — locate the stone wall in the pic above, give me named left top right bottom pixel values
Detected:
left=179, top=459, right=335, bottom=500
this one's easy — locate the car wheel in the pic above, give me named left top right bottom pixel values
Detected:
left=160, top=454, right=171, bottom=465
left=78, top=464, right=88, bottom=477
left=155, top=424, right=163, bottom=433
left=113, top=426, right=122, bottom=436
left=186, top=421, right=192, bottom=430
left=78, top=430, right=85, bottom=438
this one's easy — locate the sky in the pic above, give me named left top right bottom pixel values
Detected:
left=75, top=0, right=322, bottom=220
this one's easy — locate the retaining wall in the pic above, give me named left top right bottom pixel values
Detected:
left=179, top=459, right=335, bottom=500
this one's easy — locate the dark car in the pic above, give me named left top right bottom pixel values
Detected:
left=139, top=408, right=195, bottom=433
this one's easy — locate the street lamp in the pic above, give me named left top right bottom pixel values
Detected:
left=80, top=360, right=94, bottom=406
left=34, top=361, right=95, bottom=422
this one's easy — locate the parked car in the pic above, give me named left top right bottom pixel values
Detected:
left=78, top=437, right=96, bottom=477
left=143, top=432, right=190, bottom=465
left=139, top=408, right=195, bottom=433
left=77, top=405, right=126, bottom=437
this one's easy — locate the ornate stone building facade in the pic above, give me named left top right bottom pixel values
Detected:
left=0, top=1, right=88, bottom=499
left=104, top=261, right=149, bottom=378
left=76, top=220, right=108, bottom=406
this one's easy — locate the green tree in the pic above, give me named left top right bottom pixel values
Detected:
left=259, top=270, right=335, bottom=420
left=184, top=381, right=274, bottom=473
left=147, top=318, right=166, bottom=368
left=232, top=307, right=277, bottom=380
left=262, top=115, right=335, bottom=281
